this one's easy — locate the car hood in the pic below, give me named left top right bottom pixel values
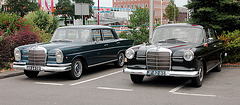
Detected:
left=18, top=42, right=90, bottom=53
left=135, top=43, right=201, bottom=57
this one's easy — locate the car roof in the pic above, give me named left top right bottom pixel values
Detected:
left=58, top=25, right=113, bottom=29
left=156, top=23, right=204, bottom=29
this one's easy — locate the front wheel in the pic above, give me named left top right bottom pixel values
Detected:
left=24, top=70, right=39, bottom=78
left=68, top=58, right=84, bottom=80
left=114, top=52, right=125, bottom=68
left=130, top=74, right=144, bottom=83
left=191, top=61, right=204, bottom=87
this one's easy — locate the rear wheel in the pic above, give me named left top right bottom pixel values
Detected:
left=214, top=56, right=222, bottom=72
left=24, top=70, right=39, bottom=78
left=130, top=74, right=144, bottom=83
left=191, top=61, right=204, bottom=87
left=114, top=52, right=125, bottom=68
left=68, top=58, right=83, bottom=80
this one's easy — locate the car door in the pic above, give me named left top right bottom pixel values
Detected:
left=101, top=29, right=119, bottom=62
left=85, top=29, right=106, bottom=66
left=205, top=29, right=221, bottom=71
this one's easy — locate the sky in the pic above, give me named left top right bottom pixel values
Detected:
left=92, top=0, right=188, bottom=7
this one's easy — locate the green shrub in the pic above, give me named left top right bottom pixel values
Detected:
left=119, top=31, right=149, bottom=45
left=219, top=30, right=240, bottom=63
left=24, top=10, right=58, bottom=42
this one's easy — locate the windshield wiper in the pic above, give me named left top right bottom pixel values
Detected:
left=52, top=39, right=73, bottom=42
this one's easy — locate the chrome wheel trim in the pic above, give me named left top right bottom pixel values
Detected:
left=199, top=66, right=204, bottom=82
left=74, top=61, right=82, bottom=77
left=118, top=53, right=125, bottom=66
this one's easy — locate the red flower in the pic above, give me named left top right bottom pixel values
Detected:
left=3, top=21, right=5, bottom=24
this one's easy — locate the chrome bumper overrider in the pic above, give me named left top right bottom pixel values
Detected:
left=123, top=68, right=199, bottom=77
left=13, top=62, right=72, bottom=72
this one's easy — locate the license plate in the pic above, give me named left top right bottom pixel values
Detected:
left=147, top=70, right=166, bottom=76
left=26, top=66, right=41, bottom=71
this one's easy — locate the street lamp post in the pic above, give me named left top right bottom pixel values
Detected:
left=98, top=0, right=99, bottom=25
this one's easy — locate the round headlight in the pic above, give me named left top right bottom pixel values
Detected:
left=14, top=48, right=21, bottom=61
left=56, top=49, right=63, bottom=63
left=125, top=48, right=135, bottom=59
left=183, top=50, right=194, bottom=61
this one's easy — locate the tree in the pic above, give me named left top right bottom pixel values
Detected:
left=119, top=7, right=149, bottom=45
left=128, top=7, right=149, bottom=35
left=54, top=0, right=73, bottom=26
left=163, top=0, right=179, bottom=22
left=6, top=0, right=39, bottom=17
left=54, top=0, right=94, bottom=25
left=186, top=0, right=240, bottom=32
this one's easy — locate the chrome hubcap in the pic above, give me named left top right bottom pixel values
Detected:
left=199, top=67, right=203, bottom=82
left=74, top=61, right=82, bottom=77
left=119, top=53, right=124, bottom=66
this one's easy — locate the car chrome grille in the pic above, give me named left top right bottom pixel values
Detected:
left=28, top=47, right=46, bottom=66
left=146, top=49, right=171, bottom=70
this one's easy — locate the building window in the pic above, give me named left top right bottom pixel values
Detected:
left=145, top=3, right=148, bottom=8
left=121, top=4, right=123, bottom=8
left=131, top=4, right=133, bottom=9
left=142, top=3, right=144, bottom=8
left=135, top=4, right=137, bottom=8
left=128, top=4, right=130, bottom=8
left=118, top=5, right=120, bottom=8
left=114, top=5, right=116, bottom=8
left=125, top=4, right=126, bottom=8
left=114, top=0, right=116, bottom=2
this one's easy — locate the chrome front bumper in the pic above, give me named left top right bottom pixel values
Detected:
left=123, top=68, right=199, bottom=77
left=13, top=62, right=72, bottom=72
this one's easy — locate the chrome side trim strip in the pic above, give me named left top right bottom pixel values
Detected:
left=88, top=59, right=117, bottom=68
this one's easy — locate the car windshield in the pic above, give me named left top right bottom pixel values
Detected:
left=51, top=29, right=90, bottom=42
left=151, top=27, right=203, bottom=44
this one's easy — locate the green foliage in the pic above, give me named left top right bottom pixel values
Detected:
left=219, top=30, right=240, bottom=63
left=123, top=7, right=149, bottom=45
left=119, top=31, right=149, bottom=45
left=163, top=0, right=179, bottom=21
left=0, top=12, right=29, bottom=34
left=6, top=0, right=39, bottom=17
left=186, top=0, right=240, bottom=32
left=24, top=10, right=58, bottom=42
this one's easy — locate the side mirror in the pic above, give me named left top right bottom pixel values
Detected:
left=207, top=38, right=214, bottom=43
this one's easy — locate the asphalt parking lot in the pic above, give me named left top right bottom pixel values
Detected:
left=0, top=65, right=240, bottom=105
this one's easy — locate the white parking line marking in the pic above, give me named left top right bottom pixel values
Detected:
left=173, top=92, right=216, bottom=97
left=97, top=87, right=133, bottom=92
left=70, top=70, right=122, bottom=86
left=169, top=80, right=216, bottom=97
left=35, top=82, right=64, bottom=86
left=169, top=80, right=191, bottom=93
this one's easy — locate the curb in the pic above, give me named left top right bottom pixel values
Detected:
left=0, top=70, right=24, bottom=79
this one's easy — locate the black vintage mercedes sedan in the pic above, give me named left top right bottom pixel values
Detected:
left=123, top=23, right=226, bottom=87
left=13, top=25, right=133, bottom=79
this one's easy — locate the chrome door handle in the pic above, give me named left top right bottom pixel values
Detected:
left=104, top=44, right=108, bottom=46
left=116, top=42, right=120, bottom=44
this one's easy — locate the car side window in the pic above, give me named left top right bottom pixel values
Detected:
left=206, top=29, right=217, bottom=40
left=102, top=29, right=115, bottom=40
left=92, top=29, right=102, bottom=42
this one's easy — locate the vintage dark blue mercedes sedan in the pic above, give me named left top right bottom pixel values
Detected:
left=123, top=23, right=226, bottom=87
left=13, top=25, right=133, bottom=79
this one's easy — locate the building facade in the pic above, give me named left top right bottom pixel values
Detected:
left=112, top=0, right=170, bottom=24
